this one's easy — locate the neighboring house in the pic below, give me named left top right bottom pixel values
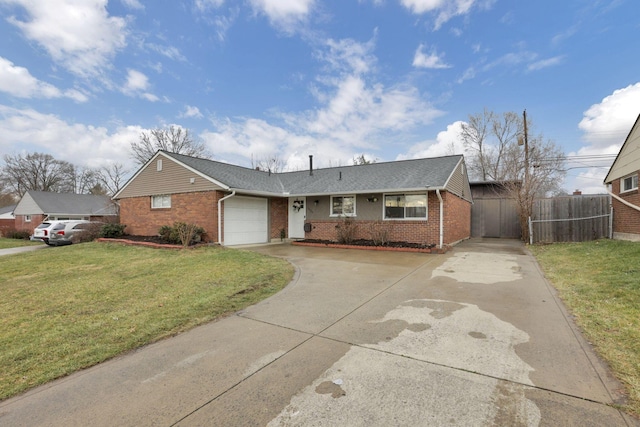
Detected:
left=13, top=191, right=119, bottom=232
left=604, top=113, right=640, bottom=241
left=114, top=151, right=473, bottom=248
left=0, top=204, right=16, bottom=236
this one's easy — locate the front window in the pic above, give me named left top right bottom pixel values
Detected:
left=385, top=194, right=428, bottom=219
left=25, top=215, right=31, bottom=222
left=331, top=195, right=355, bottom=216
left=621, top=174, right=638, bottom=192
left=151, top=195, right=171, bottom=209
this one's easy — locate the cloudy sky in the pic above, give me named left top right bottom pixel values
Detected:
left=1, top=0, right=638, bottom=194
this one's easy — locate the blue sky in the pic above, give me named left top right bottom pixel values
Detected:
left=1, top=0, right=638, bottom=194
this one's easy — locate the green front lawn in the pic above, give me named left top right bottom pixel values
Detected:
left=0, top=242, right=294, bottom=400
left=0, top=237, right=43, bottom=249
left=531, top=240, right=640, bottom=417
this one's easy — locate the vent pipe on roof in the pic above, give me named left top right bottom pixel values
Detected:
left=309, top=155, right=313, bottom=176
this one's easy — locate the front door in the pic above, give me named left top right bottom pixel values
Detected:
left=288, top=197, right=306, bottom=239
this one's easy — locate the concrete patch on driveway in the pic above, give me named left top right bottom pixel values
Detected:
left=432, top=252, right=522, bottom=284
left=268, top=347, right=540, bottom=427
left=367, top=299, right=535, bottom=385
left=269, top=298, right=541, bottom=426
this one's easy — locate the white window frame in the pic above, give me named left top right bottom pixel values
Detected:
left=383, top=193, right=428, bottom=221
left=621, top=174, right=638, bottom=193
left=330, top=195, right=356, bottom=217
left=25, top=215, right=32, bottom=222
left=151, top=194, right=171, bottom=209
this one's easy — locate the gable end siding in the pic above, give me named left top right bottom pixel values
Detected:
left=605, top=114, right=640, bottom=183
left=13, top=193, right=43, bottom=216
left=117, top=157, right=222, bottom=198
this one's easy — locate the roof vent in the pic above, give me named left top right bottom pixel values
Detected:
left=309, top=155, right=313, bottom=176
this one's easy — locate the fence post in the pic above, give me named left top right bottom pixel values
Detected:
left=528, top=216, right=533, bottom=245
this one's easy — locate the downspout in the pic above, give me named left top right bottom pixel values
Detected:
left=607, top=189, right=640, bottom=212
left=436, top=189, right=444, bottom=249
left=217, top=191, right=236, bottom=245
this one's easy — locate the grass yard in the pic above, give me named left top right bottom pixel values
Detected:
left=530, top=239, right=640, bottom=417
left=0, top=238, right=43, bottom=249
left=0, top=242, right=294, bottom=400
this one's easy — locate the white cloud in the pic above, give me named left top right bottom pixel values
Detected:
left=120, top=0, right=144, bottom=10
left=201, top=37, right=443, bottom=170
left=194, top=0, right=224, bottom=11
left=248, top=0, right=315, bottom=33
left=578, top=83, right=640, bottom=146
left=564, top=83, right=640, bottom=193
left=412, top=44, right=452, bottom=69
left=180, top=105, right=204, bottom=119
left=0, top=56, right=87, bottom=102
left=123, top=69, right=158, bottom=101
left=400, top=0, right=483, bottom=29
left=398, top=121, right=466, bottom=160
left=527, top=55, right=564, bottom=72
left=146, top=43, right=186, bottom=62
left=0, top=105, right=140, bottom=169
left=3, top=0, right=128, bottom=78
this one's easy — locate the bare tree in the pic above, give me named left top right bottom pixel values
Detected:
left=461, top=110, right=566, bottom=241
left=68, top=166, right=101, bottom=194
left=98, top=163, right=130, bottom=196
left=0, top=152, right=76, bottom=198
left=130, top=125, right=210, bottom=165
left=251, top=154, right=285, bottom=173
left=460, top=108, right=495, bottom=180
left=352, top=154, right=375, bottom=165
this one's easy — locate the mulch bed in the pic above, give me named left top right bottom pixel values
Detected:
left=292, top=239, right=446, bottom=254
left=96, top=236, right=204, bottom=249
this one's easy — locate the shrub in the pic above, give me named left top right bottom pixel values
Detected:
left=159, top=222, right=205, bottom=247
left=336, top=216, right=357, bottom=244
left=100, top=223, right=126, bottom=238
left=4, top=229, right=31, bottom=240
left=71, top=222, right=105, bottom=244
left=369, top=220, right=390, bottom=246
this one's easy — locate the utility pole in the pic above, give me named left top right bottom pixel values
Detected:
left=522, top=109, right=529, bottom=185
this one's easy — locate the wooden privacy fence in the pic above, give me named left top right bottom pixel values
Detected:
left=528, top=195, right=611, bottom=244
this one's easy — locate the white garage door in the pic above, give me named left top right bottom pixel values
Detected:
left=224, top=196, right=269, bottom=245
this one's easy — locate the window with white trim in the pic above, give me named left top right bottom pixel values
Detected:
left=331, top=195, right=356, bottom=216
left=151, top=194, right=171, bottom=208
left=621, top=174, right=638, bottom=192
left=25, top=215, right=31, bottom=222
left=384, top=194, right=427, bottom=219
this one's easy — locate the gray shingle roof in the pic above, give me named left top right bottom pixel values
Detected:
left=24, top=191, right=118, bottom=215
left=163, top=151, right=463, bottom=196
left=0, top=204, right=16, bottom=215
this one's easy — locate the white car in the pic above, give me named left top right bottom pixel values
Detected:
left=33, top=220, right=89, bottom=245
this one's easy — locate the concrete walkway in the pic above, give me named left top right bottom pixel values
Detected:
left=0, top=239, right=637, bottom=426
left=0, top=244, right=47, bottom=256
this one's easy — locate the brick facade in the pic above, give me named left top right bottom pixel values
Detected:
left=119, top=190, right=471, bottom=246
left=119, top=191, right=222, bottom=242
left=14, top=214, right=46, bottom=233
left=442, top=191, right=471, bottom=244
left=303, top=191, right=470, bottom=246
left=612, top=178, right=640, bottom=237
left=270, top=198, right=288, bottom=240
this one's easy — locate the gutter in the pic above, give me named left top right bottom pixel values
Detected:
left=217, top=191, right=236, bottom=245
left=436, top=189, right=444, bottom=249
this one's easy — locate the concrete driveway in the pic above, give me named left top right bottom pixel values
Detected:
left=0, top=239, right=637, bottom=426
